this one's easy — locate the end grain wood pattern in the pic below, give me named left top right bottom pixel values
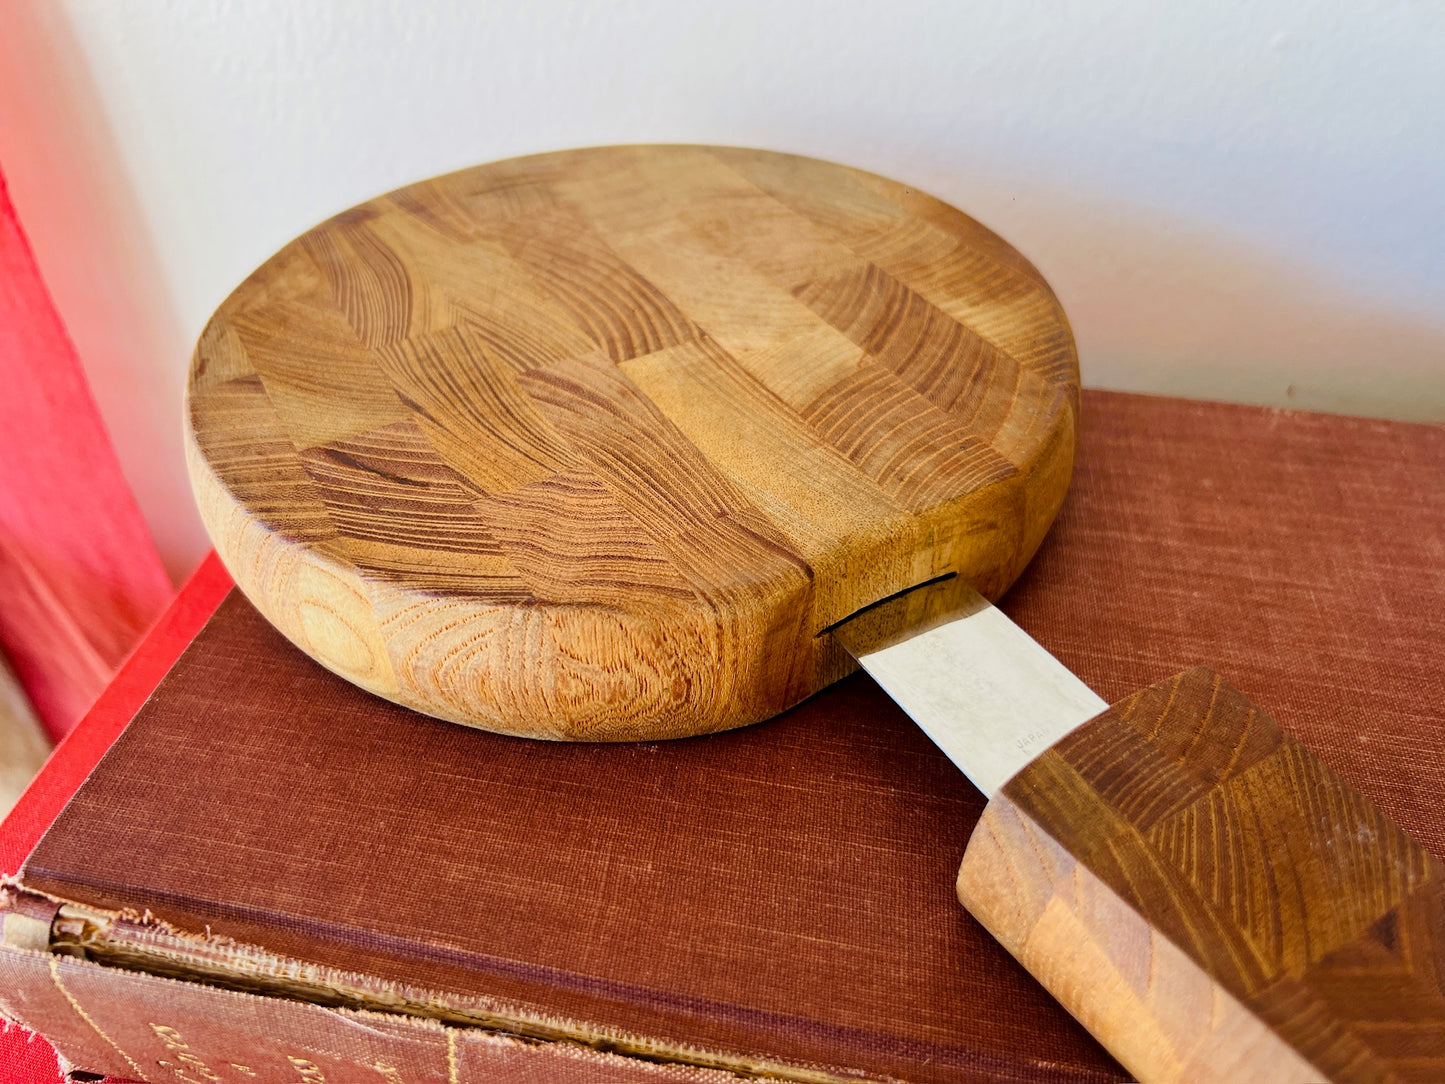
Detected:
left=186, top=145, right=1078, bottom=739
left=959, top=667, right=1445, bottom=1083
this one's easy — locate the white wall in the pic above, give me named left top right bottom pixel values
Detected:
left=2, top=0, right=1441, bottom=579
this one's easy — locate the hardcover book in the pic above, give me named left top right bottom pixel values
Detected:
left=1, top=390, right=1440, bottom=1083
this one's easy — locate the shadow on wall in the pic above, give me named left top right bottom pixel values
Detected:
left=977, top=183, right=1445, bottom=423
left=0, top=5, right=1441, bottom=578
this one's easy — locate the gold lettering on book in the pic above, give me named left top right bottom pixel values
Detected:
left=371, top=1063, right=406, bottom=1084
left=287, top=1055, right=328, bottom=1082
left=150, top=1022, right=223, bottom=1083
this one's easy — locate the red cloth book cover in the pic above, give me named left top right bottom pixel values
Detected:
left=1, top=391, right=1440, bottom=1082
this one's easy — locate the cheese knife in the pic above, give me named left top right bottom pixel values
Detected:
left=832, top=572, right=1438, bottom=1083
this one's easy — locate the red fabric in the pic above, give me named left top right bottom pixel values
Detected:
left=0, top=552, right=231, bottom=1083
left=0, top=1028, right=61, bottom=1084
left=0, top=166, right=173, bottom=741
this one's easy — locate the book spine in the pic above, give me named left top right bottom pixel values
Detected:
left=0, top=890, right=738, bottom=1084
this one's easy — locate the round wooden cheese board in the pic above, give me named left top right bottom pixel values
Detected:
left=186, top=145, right=1079, bottom=740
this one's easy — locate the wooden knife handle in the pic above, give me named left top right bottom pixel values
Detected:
left=957, top=666, right=1445, bottom=1083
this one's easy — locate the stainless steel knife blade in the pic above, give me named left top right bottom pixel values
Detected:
left=831, top=576, right=1105, bottom=796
